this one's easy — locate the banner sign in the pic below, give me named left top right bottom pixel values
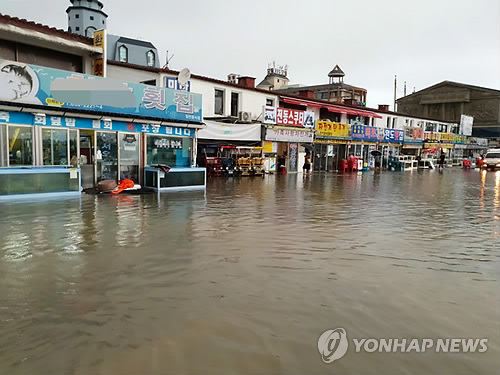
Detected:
left=263, top=106, right=277, bottom=124
left=93, top=29, right=106, bottom=77
left=316, top=121, right=349, bottom=138
left=276, top=108, right=315, bottom=128
left=460, top=114, right=474, bottom=136
left=0, top=110, right=195, bottom=137
left=265, top=127, right=314, bottom=143
left=0, top=58, right=202, bottom=123
left=165, top=77, right=191, bottom=92
left=439, top=132, right=455, bottom=143
left=351, top=125, right=381, bottom=141
left=424, top=132, right=440, bottom=141
left=404, top=126, right=424, bottom=140
left=383, top=128, right=405, bottom=143
left=454, top=135, right=467, bottom=144
left=467, top=137, right=488, bottom=146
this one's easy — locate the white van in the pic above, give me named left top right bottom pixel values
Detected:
left=481, top=149, right=500, bottom=170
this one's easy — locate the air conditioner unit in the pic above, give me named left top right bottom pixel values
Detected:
left=238, top=111, right=252, bottom=123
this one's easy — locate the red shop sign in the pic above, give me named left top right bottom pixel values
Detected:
left=276, top=108, right=305, bottom=127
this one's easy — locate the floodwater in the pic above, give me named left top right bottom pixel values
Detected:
left=0, top=169, right=499, bottom=375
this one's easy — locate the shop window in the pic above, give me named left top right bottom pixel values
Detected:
left=146, top=135, right=192, bottom=167
left=86, top=26, right=96, bottom=38
left=119, top=45, right=128, bottom=63
left=231, top=92, right=239, bottom=117
left=146, top=50, right=155, bottom=67
left=42, top=128, right=68, bottom=166
left=0, top=124, right=7, bottom=167
left=214, top=89, right=224, bottom=115
left=8, top=126, right=33, bottom=166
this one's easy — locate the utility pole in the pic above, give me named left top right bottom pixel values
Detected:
left=404, top=81, right=407, bottom=97
left=394, top=75, right=397, bottom=112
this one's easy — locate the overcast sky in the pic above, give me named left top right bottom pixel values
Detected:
left=2, top=0, right=499, bottom=109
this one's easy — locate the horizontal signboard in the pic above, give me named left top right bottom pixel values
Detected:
left=0, top=58, right=202, bottom=123
left=316, top=121, right=349, bottom=138
left=265, top=127, right=314, bottom=143
left=0, top=110, right=195, bottom=137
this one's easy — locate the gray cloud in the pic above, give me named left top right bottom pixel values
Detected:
left=2, top=0, right=499, bottom=108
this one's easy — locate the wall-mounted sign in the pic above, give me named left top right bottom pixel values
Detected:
left=276, top=108, right=304, bottom=127
left=165, top=77, right=191, bottom=92
left=460, top=114, right=474, bottom=136
left=404, top=127, right=424, bottom=140
left=383, top=128, right=405, bottom=143
left=93, top=29, right=107, bottom=77
left=0, top=58, right=202, bottom=123
left=316, top=121, right=349, bottom=138
left=0, top=110, right=195, bottom=137
left=265, top=128, right=314, bottom=143
left=263, top=106, right=277, bottom=124
left=303, top=111, right=315, bottom=129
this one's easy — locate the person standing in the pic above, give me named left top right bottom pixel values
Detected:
left=303, top=153, right=312, bottom=174
left=439, top=149, right=446, bottom=169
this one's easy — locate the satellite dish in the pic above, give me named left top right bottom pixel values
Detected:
left=178, top=68, right=191, bottom=88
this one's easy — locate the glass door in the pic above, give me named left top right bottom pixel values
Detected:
left=119, top=132, right=140, bottom=182
left=96, top=131, right=118, bottom=182
left=79, top=130, right=95, bottom=188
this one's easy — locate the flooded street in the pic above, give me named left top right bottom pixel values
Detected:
left=0, top=169, right=499, bottom=374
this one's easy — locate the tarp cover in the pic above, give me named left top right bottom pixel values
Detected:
left=198, top=121, right=262, bottom=141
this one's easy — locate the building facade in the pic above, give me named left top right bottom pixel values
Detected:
left=0, top=19, right=205, bottom=199
left=397, top=81, right=500, bottom=138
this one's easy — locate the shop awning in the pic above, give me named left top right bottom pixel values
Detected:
left=325, top=105, right=382, bottom=119
left=281, top=97, right=382, bottom=119
left=281, top=98, right=322, bottom=108
left=197, top=121, right=262, bottom=141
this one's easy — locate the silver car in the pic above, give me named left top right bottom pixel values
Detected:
left=482, top=149, right=500, bottom=170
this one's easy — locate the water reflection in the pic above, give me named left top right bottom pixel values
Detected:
left=0, top=171, right=499, bottom=374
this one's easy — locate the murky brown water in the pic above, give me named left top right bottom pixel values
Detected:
left=0, top=169, right=499, bottom=374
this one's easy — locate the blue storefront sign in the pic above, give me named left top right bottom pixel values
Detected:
left=351, top=125, right=404, bottom=143
left=383, top=128, right=404, bottom=143
left=0, top=58, right=202, bottom=123
left=165, top=77, right=191, bottom=92
left=0, top=111, right=195, bottom=137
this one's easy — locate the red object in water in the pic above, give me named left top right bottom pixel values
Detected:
left=347, top=157, right=359, bottom=172
left=339, top=159, right=348, bottom=172
left=112, top=179, right=135, bottom=194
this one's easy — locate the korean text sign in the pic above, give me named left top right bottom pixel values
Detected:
left=0, top=58, right=202, bottom=123
left=316, top=121, right=349, bottom=138
left=351, top=125, right=382, bottom=141
left=276, top=108, right=305, bottom=127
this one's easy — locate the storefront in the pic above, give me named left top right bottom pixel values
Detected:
left=314, top=121, right=349, bottom=171
left=402, top=127, right=424, bottom=156
left=264, top=127, right=314, bottom=173
left=263, top=106, right=315, bottom=173
left=0, top=59, right=203, bottom=198
left=464, top=137, right=489, bottom=158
